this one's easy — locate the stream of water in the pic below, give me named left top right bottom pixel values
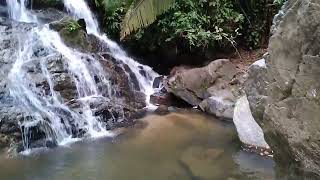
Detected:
left=0, top=111, right=275, bottom=180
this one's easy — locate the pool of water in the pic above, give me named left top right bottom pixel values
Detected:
left=0, top=110, right=275, bottom=180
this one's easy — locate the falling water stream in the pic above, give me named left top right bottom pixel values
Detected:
left=4, top=0, right=158, bottom=151
left=63, top=0, right=159, bottom=105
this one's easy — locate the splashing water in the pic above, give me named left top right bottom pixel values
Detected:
left=62, top=0, right=159, bottom=106
left=5, top=0, right=117, bottom=151
left=63, top=0, right=99, bottom=34
left=6, top=0, right=37, bottom=23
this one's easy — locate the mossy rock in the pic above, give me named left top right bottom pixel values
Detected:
left=59, top=25, right=89, bottom=51
left=49, top=18, right=92, bottom=51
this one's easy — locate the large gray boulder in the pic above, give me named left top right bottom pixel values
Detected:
left=165, top=59, right=238, bottom=106
left=246, top=0, right=320, bottom=178
left=165, top=59, right=241, bottom=119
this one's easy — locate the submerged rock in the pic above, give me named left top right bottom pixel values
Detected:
left=180, top=146, right=224, bottom=179
left=246, top=0, right=320, bottom=177
left=154, top=105, right=169, bottom=115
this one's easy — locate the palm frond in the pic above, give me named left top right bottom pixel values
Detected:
left=120, top=0, right=175, bottom=39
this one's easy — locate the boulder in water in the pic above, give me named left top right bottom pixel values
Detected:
left=165, top=59, right=243, bottom=119
left=165, top=59, right=238, bottom=106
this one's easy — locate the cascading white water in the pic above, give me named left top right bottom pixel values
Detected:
left=62, top=0, right=159, bottom=106
left=6, top=0, right=37, bottom=23
left=6, top=0, right=115, bottom=151
left=5, top=0, right=160, bottom=152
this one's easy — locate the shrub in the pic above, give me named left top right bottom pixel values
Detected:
left=95, top=0, right=285, bottom=54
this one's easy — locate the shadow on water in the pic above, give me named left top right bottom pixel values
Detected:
left=0, top=110, right=275, bottom=180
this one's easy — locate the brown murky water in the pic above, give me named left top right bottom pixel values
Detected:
left=0, top=110, right=275, bottom=180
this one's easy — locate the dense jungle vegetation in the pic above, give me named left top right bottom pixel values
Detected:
left=92, top=0, right=285, bottom=57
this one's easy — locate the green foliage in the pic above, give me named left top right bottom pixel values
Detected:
left=121, top=0, right=175, bottom=38
left=93, top=0, right=131, bottom=39
left=237, top=0, right=284, bottom=48
left=125, top=0, right=244, bottom=54
left=103, top=2, right=128, bottom=39
left=95, top=0, right=133, bottom=11
left=96, top=0, right=284, bottom=53
left=154, top=0, right=244, bottom=49
left=274, top=0, right=287, bottom=5
left=67, top=21, right=81, bottom=33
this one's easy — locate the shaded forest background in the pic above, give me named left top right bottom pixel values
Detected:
left=91, top=0, right=286, bottom=72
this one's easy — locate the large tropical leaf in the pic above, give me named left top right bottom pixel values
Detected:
left=121, top=0, right=175, bottom=39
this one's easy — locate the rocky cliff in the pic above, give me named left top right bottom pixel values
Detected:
left=246, top=0, right=320, bottom=178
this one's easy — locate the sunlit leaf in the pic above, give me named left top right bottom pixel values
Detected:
left=120, top=0, right=175, bottom=39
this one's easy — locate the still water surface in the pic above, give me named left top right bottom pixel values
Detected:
left=0, top=111, right=274, bottom=180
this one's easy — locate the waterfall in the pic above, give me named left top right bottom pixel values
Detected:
left=4, top=0, right=160, bottom=152
left=62, top=0, right=159, bottom=106
left=5, top=0, right=119, bottom=151
left=6, top=0, right=37, bottom=23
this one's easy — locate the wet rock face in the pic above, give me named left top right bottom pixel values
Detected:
left=34, top=8, right=68, bottom=23
left=246, top=0, right=320, bottom=177
left=0, top=17, right=146, bottom=151
left=0, top=19, right=35, bottom=148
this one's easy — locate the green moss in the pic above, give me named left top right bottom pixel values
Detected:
left=50, top=18, right=89, bottom=51
left=67, top=21, right=82, bottom=33
left=59, top=27, right=88, bottom=51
